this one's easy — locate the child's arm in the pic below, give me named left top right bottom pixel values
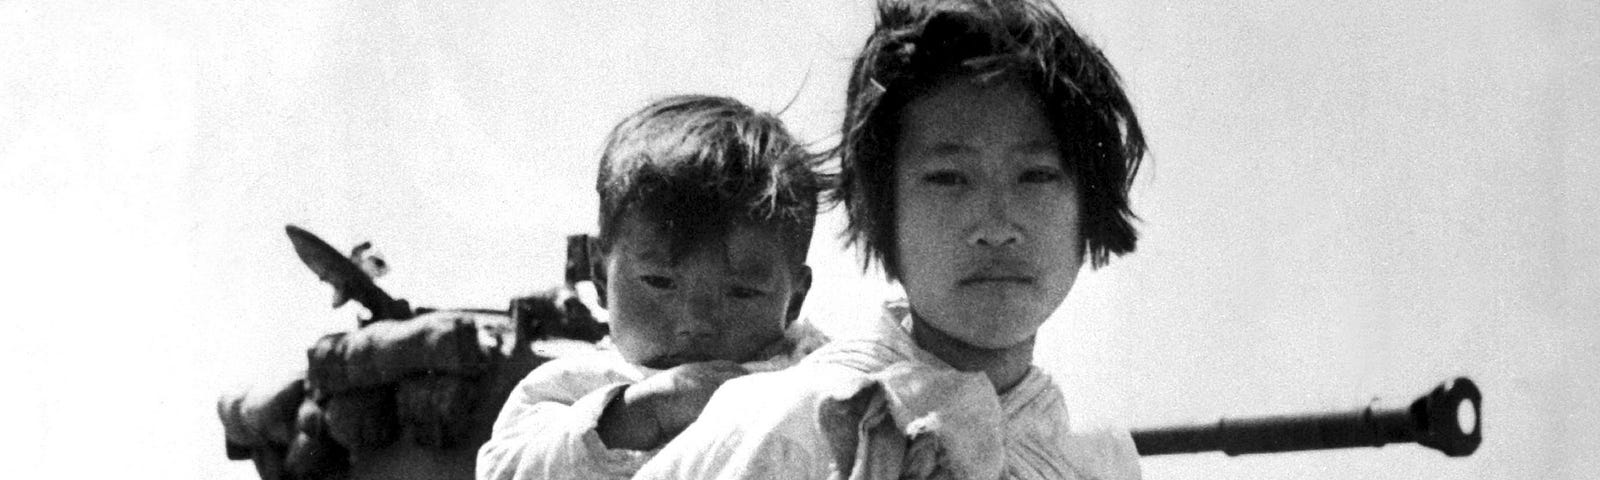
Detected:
left=595, top=360, right=749, bottom=450
left=632, top=367, right=854, bottom=480
left=476, top=360, right=651, bottom=480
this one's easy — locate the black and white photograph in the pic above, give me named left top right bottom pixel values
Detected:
left=2, top=1, right=1595, bottom=478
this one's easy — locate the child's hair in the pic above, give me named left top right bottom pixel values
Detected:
left=834, top=0, right=1146, bottom=278
left=596, top=95, right=822, bottom=268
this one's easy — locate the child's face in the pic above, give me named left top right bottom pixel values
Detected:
left=597, top=210, right=809, bottom=369
left=892, top=78, right=1083, bottom=349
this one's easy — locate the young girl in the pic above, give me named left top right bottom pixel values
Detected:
left=635, top=0, right=1146, bottom=478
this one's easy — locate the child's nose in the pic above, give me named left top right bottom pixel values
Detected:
left=967, top=188, right=1023, bottom=247
left=674, top=295, right=721, bottom=338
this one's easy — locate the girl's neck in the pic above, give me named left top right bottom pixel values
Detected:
left=908, top=314, right=1035, bottom=394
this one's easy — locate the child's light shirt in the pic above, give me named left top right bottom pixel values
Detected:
left=633, top=303, right=1141, bottom=480
left=475, top=322, right=827, bottom=480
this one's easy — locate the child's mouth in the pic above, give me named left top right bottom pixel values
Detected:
left=959, top=260, right=1038, bottom=287
left=642, top=353, right=717, bottom=370
left=958, top=275, right=1035, bottom=286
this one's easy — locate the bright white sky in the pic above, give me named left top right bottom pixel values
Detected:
left=2, top=1, right=1597, bottom=479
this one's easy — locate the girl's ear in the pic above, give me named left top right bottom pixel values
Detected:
left=587, top=236, right=609, bottom=309
left=785, top=265, right=813, bottom=326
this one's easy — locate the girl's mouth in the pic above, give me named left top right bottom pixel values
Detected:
left=958, top=275, right=1035, bottom=286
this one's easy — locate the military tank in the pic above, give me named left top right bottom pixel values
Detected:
left=219, top=229, right=1482, bottom=480
left=216, top=227, right=608, bottom=480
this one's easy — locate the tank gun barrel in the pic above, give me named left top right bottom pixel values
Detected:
left=1133, top=377, right=1481, bottom=457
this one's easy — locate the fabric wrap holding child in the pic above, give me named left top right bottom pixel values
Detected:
left=218, top=289, right=604, bottom=480
left=815, top=362, right=1006, bottom=479
left=635, top=305, right=1142, bottom=480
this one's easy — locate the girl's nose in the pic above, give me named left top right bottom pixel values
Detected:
left=966, top=188, right=1023, bottom=247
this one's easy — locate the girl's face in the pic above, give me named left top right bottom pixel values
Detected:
left=892, top=78, right=1084, bottom=349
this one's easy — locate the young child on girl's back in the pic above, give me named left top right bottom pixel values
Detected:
left=476, top=95, right=827, bottom=480
left=637, top=0, right=1147, bottom=478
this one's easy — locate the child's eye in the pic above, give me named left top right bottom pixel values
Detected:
left=639, top=275, right=675, bottom=289
left=922, top=171, right=968, bottom=186
left=1019, top=168, right=1065, bottom=184
left=728, top=287, right=766, bottom=299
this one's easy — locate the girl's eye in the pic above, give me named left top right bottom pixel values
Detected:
left=922, top=171, right=968, bottom=186
left=639, top=276, right=675, bottom=289
left=1020, top=168, right=1065, bottom=184
left=729, top=287, right=765, bottom=299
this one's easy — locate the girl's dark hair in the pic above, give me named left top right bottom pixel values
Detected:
left=834, top=0, right=1146, bottom=278
left=596, top=95, right=822, bottom=267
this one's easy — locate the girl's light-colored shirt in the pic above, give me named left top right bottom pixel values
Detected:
left=633, top=305, right=1141, bottom=480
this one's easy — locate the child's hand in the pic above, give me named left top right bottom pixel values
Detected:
left=597, top=360, right=749, bottom=450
